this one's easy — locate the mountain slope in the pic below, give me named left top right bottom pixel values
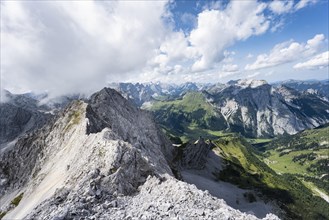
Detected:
left=213, top=135, right=329, bottom=219
left=262, top=124, right=329, bottom=197
left=148, top=92, right=226, bottom=141
left=0, top=91, right=52, bottom=148
left=206, top=79, right=329, bottom=138
left=175, top=134, right=329, bottom=219
left=0, top=88, right=277, bottom=220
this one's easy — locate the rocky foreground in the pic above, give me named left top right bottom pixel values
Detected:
left=0, top=88, right=278, bottom=219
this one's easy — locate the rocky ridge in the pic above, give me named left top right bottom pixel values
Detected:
left=0, top=88, right=278, bottom=219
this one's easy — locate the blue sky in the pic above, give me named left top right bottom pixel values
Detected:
left=169, top=0, right=329, bottom=83
left=1, top=0, right=328, bottom=96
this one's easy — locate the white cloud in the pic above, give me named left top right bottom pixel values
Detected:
left=0, top=90, right=10, bottom=103
left=147, top=1, right=271, bottom=79
left=245, top=34, right=325, bottom=70
left=269, top=0, right=294, bottom=14
left=1, top=1, right=170, bottom=96
left=222, top=64, right=239, bottom=72
left=189, top=1, right=269, bottom=72
left=269, top=0, right=317, bottom=14
left=152, top=31, right=195, bottom=67
left=202, top=1, right=223, bottom=10
left=306, top=34, right=325, bottom=49
left=222, top=50, right=236, bottom=63
left=1, top=0, right=322, bottom=94
left=294, top=51, right=329, bottom=69
left=295, top=0, right=317, bottom=10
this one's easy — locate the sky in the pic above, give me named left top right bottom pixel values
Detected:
left=1, top=0, right=328, bottom=97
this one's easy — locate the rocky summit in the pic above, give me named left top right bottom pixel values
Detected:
left=0, top=88, right=279, bottom=219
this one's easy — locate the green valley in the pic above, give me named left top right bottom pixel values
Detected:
left=148, top=92, right=227, bottom=142
left=212, top=134, right=329, bottom=220
left=261, top=124, right=329, bottom=196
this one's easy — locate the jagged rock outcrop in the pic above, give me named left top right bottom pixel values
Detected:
left=86, top=87, right=173, bottom=162
left=0, top=88, right=278, bottom=219
left=181, top=137, right=214, bottom=169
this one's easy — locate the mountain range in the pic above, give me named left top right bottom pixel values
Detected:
left=0, top=79, right=328, bottom=219
left=111, top=79, right=329, bottom=138
left=0, top=87, right=280, bottom=219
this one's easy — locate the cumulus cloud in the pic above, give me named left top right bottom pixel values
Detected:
left=245, top=34, right=325, bottom=70
left=1, top=0, right=322, bottom=96
left=151, top=31, right=195, bottom=68
left=294, top=51, right=329, bottom=69
left=269, top=0, right=317, bottom=14
left=147, top=1, right=271, bottom=78
left=1, top=1, right=169, bottom=96
left=189, top=1, right=269, bottom=72
left=269, top=0, right=294, bottom=14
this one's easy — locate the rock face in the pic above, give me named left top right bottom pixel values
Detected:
left=206, top=80, right=329, bottom=137
left=0, top=88, right=277, bottom=219
left=86, top=88, right=173, bottom=162
left=0, top=91, right=52, bottom=147
left=181, top=137, right=214, bottom=170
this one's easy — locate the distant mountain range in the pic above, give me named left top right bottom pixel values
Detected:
left=1, top=79, right=327, bottom=144
left=110, top=79, right=329, bottom=138
left=274, top=79, right=329, bottom=100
